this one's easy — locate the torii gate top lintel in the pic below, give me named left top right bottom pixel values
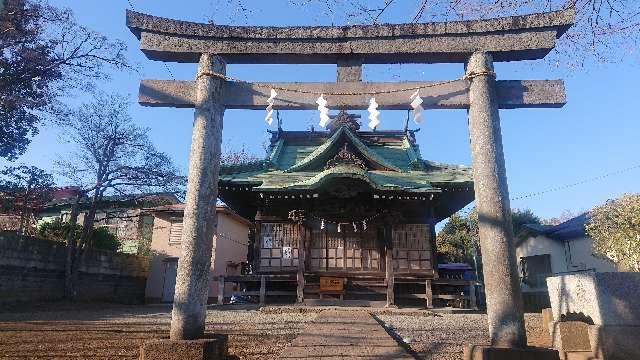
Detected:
left=126, top=8, right=574, bottom=64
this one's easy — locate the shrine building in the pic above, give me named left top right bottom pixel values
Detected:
left=218, top=111, right=473, bottom=304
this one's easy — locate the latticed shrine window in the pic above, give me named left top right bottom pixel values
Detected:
left=344, top=227, right=376, bottom=248
left=259, top=222, right=300, bottom=270
left=392, top=224, right=430, bottom=250
left=392, top=223, right=432, bottom=272
left=310, top=228, right=324, bottom=248
left=260, top=223, right=299, bottom=248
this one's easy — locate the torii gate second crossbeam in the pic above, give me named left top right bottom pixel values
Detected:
left=127, top=8, right=574, bottom=360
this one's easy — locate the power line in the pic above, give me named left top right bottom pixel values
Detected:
left=450, top=163, right=640, bottom=218
left=163, top=63, right=176, bottom=80
left=510, top=163, right=640, bottom=201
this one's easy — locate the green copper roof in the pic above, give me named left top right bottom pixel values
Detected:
left=219, top=125, right=472, bottom=193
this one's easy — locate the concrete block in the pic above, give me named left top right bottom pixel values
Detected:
left=549, top=321, right=591, bottom=353
left=588, top=325, right=640, bottom=360
left=547, top=272, right=640, bottom=326
left=464, top=345, right=560, bottom=360
left=139, top=335, right=228, bottom=360
left=541, top=308, right=554, bottom=343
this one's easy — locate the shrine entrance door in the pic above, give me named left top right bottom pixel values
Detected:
left=308, top=225, right=381, bottom=272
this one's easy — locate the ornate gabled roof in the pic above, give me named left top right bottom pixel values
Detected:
left=218, top=120, right=474, bottom=221
left=285, top=126, right=401, bottom=172
left=219, top=120, right=473, bottom=194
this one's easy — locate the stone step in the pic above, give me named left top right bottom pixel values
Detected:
left=565, top=351, right=600, bottom=360
left=279, top=345, right=412, bottom=358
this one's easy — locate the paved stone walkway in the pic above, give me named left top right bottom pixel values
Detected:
left=278, top=310, right=414, bottom=359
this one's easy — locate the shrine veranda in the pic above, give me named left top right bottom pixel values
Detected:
left=127, top=7, right=574, bottom=347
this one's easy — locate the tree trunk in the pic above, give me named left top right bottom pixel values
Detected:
left=65, top=189, right=102, bottom=300
left=64, top=200, right=81, bottom=300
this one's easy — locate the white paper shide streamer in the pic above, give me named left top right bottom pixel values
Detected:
left=367, top=97, right=380, bottom=129
left=265, top=89, right=278, bottom=125
left=316, top=94, right=330, bottom=127
left=410, top=90, right=424, bottom=123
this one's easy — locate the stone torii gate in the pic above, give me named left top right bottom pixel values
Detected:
left=127, top=8, right=573, bottom=359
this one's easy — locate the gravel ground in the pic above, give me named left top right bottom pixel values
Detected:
left=0, top=303, right=316, bottom=360
left=0, top=303, right=549, bottom=360
left=377, top=313, right=550, bottom=360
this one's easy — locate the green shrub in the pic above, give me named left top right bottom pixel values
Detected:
left=37, top=219, right=121, bottom=251
left=91, top=226, right=120, bottom=251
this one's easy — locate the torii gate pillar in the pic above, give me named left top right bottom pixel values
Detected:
left=466, top=51, right=527, bottom=348
left=170, top=54, right=226, bottom=340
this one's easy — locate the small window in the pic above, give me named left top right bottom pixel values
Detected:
left=520, top=254, right=552, bottom=288
left=169, top=218, right=183, bottom=244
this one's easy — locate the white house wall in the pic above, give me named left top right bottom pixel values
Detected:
left=565, top=236, right=617, bottom=272
left=516, top=235, right=567, bottom=274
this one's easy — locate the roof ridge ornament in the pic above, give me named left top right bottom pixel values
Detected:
left=325, top=143, right=367, bottom=170
left=327, top=110, right=361, bottom=133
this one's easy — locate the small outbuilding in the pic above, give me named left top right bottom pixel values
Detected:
left=144, top=204, right=252, bottom=303
left=516, top=213, right=617, bottom=311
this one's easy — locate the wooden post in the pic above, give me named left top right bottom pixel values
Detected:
left=385, top=226, right=394, bottom=307
left=170, top=54, right=225, bottom=340
left=297, top=232, right=305, bottom=303
left=259, top=275, right=266, bottom=306
left=425, top=279, right=433, bottom=309
left=254, top=216, right=262, bottom=273
left=469, top=280, right=477, bottom=310
left=217, top=275, right=224, bottom=305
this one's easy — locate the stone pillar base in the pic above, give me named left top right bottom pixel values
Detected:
left=464, top=345, right=560, bottom=360
left=589, top=325, right=640, bottom=360
left=139, top=334, right=228, bottom=360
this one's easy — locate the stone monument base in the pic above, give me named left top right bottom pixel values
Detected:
left=588, top=325, right=640, bottom=360
left=463, top=345, right=560, bottom=360
left=139, top=334, right=228, bottom=360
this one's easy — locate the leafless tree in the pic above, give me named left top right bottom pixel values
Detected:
left=220, top=143, right=263, bottom=166
left=218, top=0, right=639, bottom=67
left=56, top=93, right=185, bottom=299
left=0, top=165, right=54, bottom=235
left=1, top=0, right=131, bottom=159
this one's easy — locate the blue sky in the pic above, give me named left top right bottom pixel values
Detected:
left=8, top=0, right=640, bottom=221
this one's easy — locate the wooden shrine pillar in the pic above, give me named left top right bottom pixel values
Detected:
left=466, top=51, right=526, bottom=348
left=425, top=279, right=433, bottom=309
left=217, top=276, right=224, bottom=305
left=385, top=225, right=394, bottom=307
left=297, top=226, right=305, bottom=303
left=170, top=54, right=226, bottom=341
